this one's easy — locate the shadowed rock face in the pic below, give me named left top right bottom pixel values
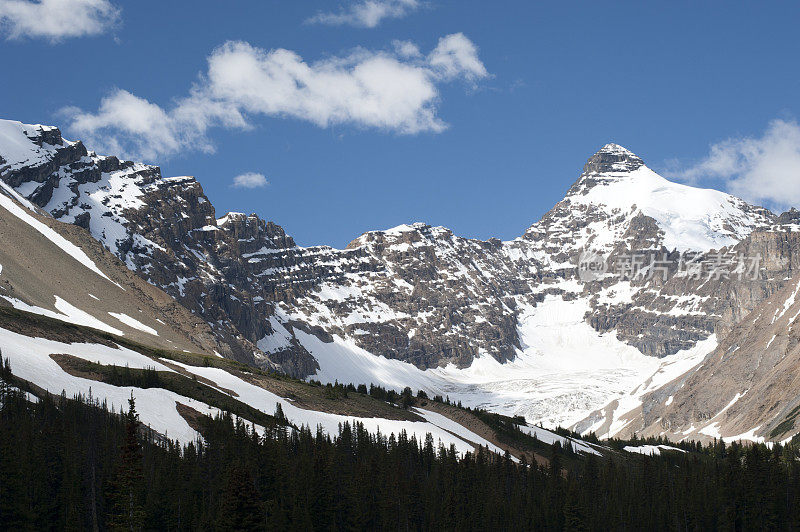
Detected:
left=1, top=122, right=794, bottom=386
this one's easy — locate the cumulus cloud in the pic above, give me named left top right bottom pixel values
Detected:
left=204, top=41, right=445, bottom=133
left=428, top=33, right=489, bottom=82
left=671, top=119, right=800, bottom=210
left=306, top=0, right=419, bottom=28
left=61, top=89, right=247, bottom=161
left=232, top=172, right=269, bottom=189
left=392, top=39, right=421, bottom=58
left=64, top=35, right=489, bottom=161
left=0, top=0, right=119, bottom=41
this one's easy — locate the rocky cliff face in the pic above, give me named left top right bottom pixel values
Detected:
left=5, top=118, right=800, bottom=436
left=0, top=124, right=783, bottom=370
left=577, top=230, right=800, bottom=442
left=0, top=121, right=274, bottom=367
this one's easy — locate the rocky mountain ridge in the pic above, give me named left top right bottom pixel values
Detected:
left=4, top=118, right=800, bottom=436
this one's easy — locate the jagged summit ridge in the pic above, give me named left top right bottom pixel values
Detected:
left=563, top=143, right=646, bottom=200
left=599, top=142, right=633, bottom=154
left=582, top=143, right=644, bottom=176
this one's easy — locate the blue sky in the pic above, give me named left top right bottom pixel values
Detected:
left=2, top=0, right=799, bottom=247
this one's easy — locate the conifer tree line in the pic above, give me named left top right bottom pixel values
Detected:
left=2, top=358, right=800, bottom=530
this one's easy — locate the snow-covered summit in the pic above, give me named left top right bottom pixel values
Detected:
left=527, top=143, right=773, bottom=253
left=574, top=164, right=770, bottom=251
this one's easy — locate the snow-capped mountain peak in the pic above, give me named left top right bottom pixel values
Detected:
left=581, top=143, right=645, bottom=177
left=597, top=142, right=634, bottom=154
left=527, top=143, right=774, bottom=254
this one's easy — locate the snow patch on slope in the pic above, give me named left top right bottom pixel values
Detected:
left=624, top=444, right=686, bottom=456
left=108, top=312, right=159, bottom=336
left=166, top=359, right=507, bottom=456
left=2, top=295, right=123, bottom=336
left=256, top=317, right=294, bottom=352
left=516, top=423, right=601, bottom=455
left=0, top=327, right=208, bottom=443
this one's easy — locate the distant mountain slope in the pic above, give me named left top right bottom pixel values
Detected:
left=0, top=180, right=223, bottom=355
left=4, top=118, right=800, bottom=437
left=578, top=232, right=800, bottom=442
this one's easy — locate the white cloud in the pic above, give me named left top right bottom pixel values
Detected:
left=0, top=0, right=119, bottom=41
left=61, top=89, right=247, bottom=161
left=428, top=32, right=489, bottom=82
left=204, top=41, right=445, bottom=133
left=671, top=119, right=800, bottom=210
left=232, top=172, right=269, bottom=189
left=392, top=39, right=421, bottom=58
left=306, top=0, right=419, bottom=28
left=64, top=35, right=489, bottom=161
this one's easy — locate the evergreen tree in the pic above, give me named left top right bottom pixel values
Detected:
left=106, top=394, right=145, bottom=531
left=218, top=466, right=263, bottom=531
left=563, top=482, right=588, bottom=531
left=273, top=402, right=286, bottom=424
